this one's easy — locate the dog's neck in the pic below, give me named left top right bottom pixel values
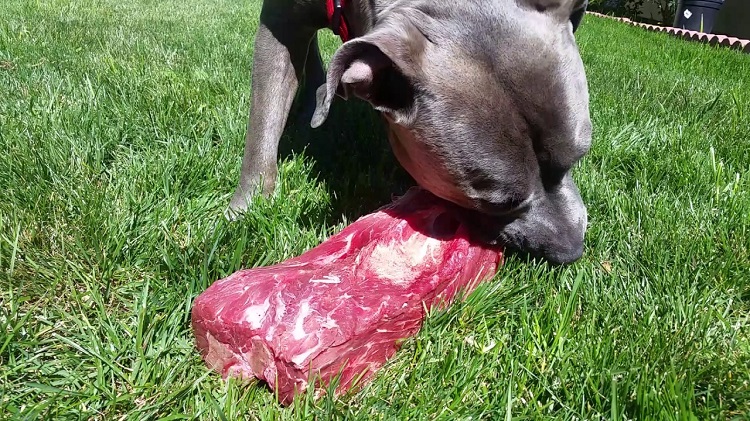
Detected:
left=330, top=0, right=367, bottom=39
left=328, top=0, right=429, bottom=41
left=333, top=0, right=399, bottom=39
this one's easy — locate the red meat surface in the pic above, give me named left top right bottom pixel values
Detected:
left=191, top=187, right=503, bottom=404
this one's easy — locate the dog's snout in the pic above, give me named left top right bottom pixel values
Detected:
left=465, top=172, right=588, bottom=265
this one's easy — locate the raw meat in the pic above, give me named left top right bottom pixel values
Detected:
left=191, top=187, right=503, bottom=404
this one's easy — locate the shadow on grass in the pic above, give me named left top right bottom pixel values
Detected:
left=279, top=91, right=416, bottom=225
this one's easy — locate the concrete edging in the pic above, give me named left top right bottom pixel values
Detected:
left=586, top=11, right=750, bottom=54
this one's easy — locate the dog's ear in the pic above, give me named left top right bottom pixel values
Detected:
left=311, top=19, right=426, bottom=128
left=570, top=0, right=588, bottom=33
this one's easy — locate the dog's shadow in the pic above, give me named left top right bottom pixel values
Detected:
left=278, top=94, right=416, bottom=225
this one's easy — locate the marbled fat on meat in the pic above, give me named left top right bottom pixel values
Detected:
left=191, top=187, right=503, bottom=404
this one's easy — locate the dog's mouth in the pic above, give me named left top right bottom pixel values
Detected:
left=405, top=190, right=514, bottom=247
left=381, top=120, right=527, bottom=251
left=384, top=121, right=532, bottom=212
left=460, top=209, right=515, bottom=246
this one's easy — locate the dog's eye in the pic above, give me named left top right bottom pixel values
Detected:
left=570, top=0, right=587, bottom=33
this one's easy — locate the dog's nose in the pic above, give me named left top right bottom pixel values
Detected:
left=538, top=236, right=585, bottom=265
left=459, top=179, right=588, bottom=266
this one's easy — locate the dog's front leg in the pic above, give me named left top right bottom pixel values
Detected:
left=228, top=8, right=317, bottom=216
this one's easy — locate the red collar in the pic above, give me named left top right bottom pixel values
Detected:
left=326, top=0, right=351, bottom=42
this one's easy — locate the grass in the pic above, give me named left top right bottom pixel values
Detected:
left=1, top=0, right=749, bottom=419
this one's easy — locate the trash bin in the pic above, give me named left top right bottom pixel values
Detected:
left=673, top=0, right=726, bottom=33
left=712, top=0, right=750, bottom=39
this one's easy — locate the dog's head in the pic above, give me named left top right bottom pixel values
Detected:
left=312, top=0, right=592, bottom=265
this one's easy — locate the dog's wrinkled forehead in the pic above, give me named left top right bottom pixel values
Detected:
left=401, top=0, right=587, bottom=60
left=394, top=0, right=588, bottom=117
left=393, top=0, right=588, bottom=38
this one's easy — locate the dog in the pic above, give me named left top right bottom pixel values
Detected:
left=227, top=0, right=592, bottom=265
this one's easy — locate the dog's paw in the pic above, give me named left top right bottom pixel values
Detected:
left=226, top=188, right=255, bottom=221
left=223, top=203, right=245, bottom=222
left=228, top=170, right=277, bottom=221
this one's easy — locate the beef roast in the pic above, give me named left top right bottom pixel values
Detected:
left=191, top=187, right=503, bottom=404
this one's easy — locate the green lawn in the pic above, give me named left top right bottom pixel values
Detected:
left=1, top=0, right=749, bottom=419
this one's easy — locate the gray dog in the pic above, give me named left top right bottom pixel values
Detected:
left=228, top=0, right=592, bottom=265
